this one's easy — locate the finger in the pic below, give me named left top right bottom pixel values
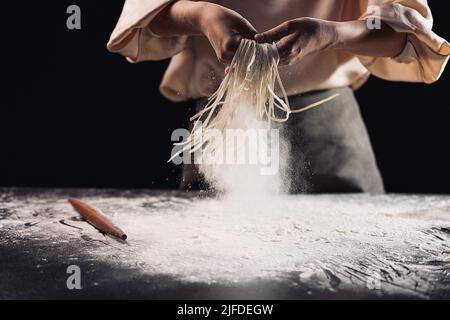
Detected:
left=219, top=35, right=241, bottom=64
left=224, top=66, right=230, bottom=74
left=255, top=21, right=292, bottom=43
left=275, top=34, right=300, bottom=64
left=279, top=46, right=303, bottom=65
left=218, top=52, right=234, bottom=65
left=279, top=51, right=300, bottom=66
left=241, top=22, right=258, bottom=40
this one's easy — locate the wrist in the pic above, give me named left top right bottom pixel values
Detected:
left=320, top=20, right=341, bottom=51
left=196, top=2, right=222, bottom=34
left=184, top=1, right=212, bottom=34
left=333, top=20, right=369, bottom=50
left=152, top=1, right=210, bottom=36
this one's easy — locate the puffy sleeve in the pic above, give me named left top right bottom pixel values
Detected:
left=358, top=0, right=450, bottom=83
left=107, top=0, right=188, bottom=62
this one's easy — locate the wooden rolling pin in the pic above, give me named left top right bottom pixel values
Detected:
left=68, top=198, right=127, bottom=240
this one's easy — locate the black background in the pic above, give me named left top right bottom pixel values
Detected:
left=1, top=1, right=449, bottom=193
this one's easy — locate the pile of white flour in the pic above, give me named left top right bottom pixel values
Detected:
left=1, top=190, right=449, bottom=298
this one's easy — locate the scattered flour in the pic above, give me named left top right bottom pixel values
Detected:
left=1, top=190, right=449, bottom=298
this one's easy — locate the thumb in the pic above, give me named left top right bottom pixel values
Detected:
left=240, top=21, right=258, bottom=39
left=255, top=21, right=292, bottom=43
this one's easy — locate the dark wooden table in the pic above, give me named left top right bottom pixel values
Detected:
left=1, top=188, right=449, bottom=299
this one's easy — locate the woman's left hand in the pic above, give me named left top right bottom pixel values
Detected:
left=255, top=18, right=338, bottom=65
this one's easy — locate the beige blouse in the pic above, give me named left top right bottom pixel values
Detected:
left=108, top=0, right=449, bottom=102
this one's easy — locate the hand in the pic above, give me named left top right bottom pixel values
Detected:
left=199, top=3, right=258, bottom=64
left=255, top=18, right=338, bottom=65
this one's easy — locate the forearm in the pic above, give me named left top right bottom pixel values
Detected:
left=333, top=20, right=407, bottom=57
left=149, top=1, right=210, bottom=37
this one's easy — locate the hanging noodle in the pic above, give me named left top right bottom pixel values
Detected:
left=169, top=39, right=339, bottom=163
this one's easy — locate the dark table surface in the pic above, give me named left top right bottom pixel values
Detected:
left=1, top=188, right=449, bottom=299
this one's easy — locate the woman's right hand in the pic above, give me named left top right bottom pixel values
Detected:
left=150, top=1, right=257, bottom=64
left=198, top=3, right=257, bottom=64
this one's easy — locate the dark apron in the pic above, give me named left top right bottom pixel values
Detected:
left=179, top=87, right=385, bottom=194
